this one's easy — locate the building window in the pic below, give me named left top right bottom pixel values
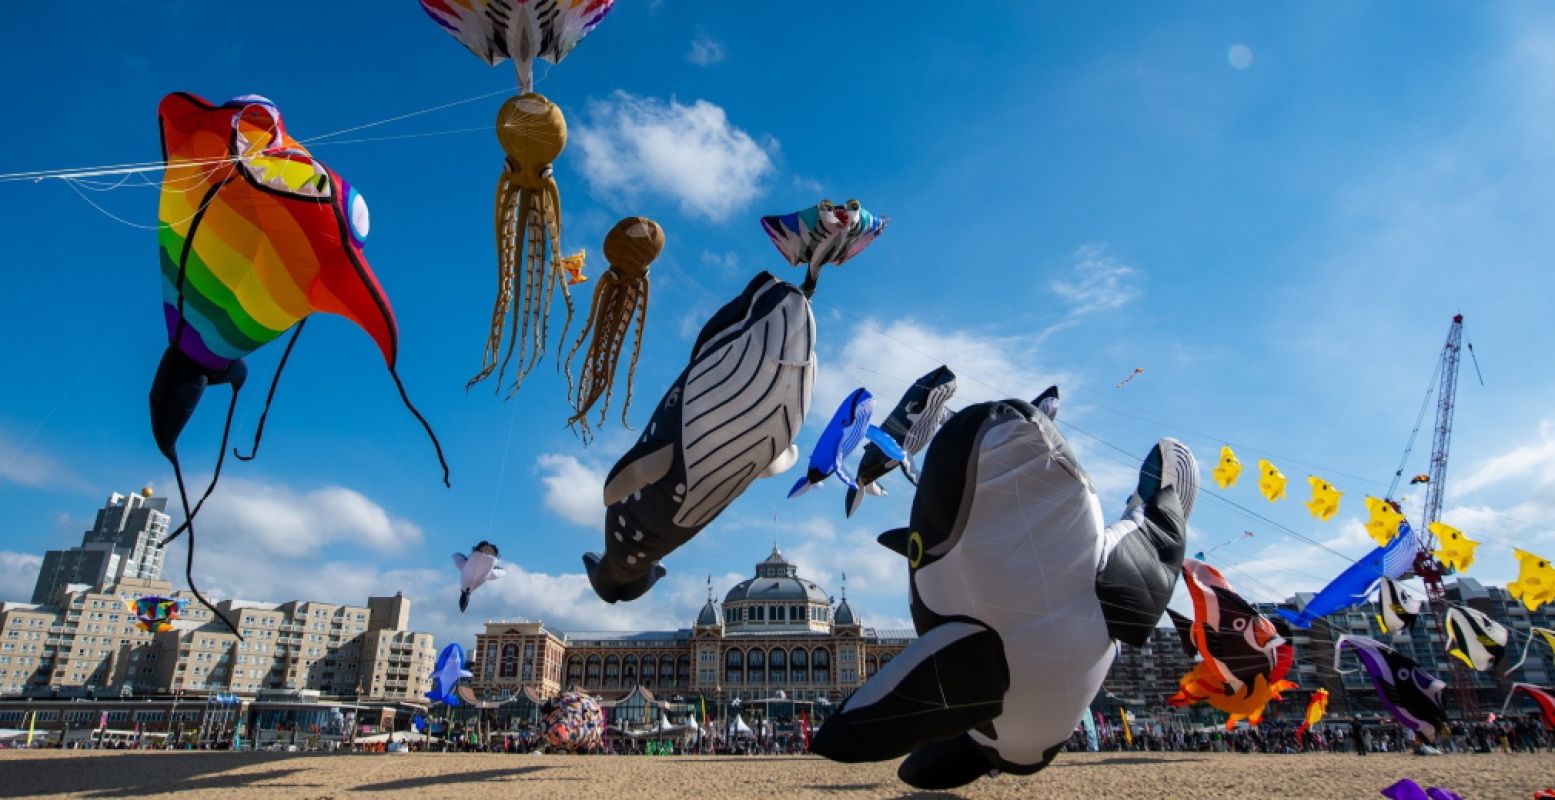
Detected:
left=751, top=606, right=764, bottom=622
left=769, top=605, right=781, bottom=622
left=812, top=648, right=830, bottom=683
left=604, top=655, right=620, bottom=688
left=500, top=644, right=519, bottom=678
left=866, top=655, right=880, bottom=678
left=677, top=654, right=690, bottom=685
left=622, top=655, right=638, bottom=687
left=661, top=655, right=676, bottom=687
left=566, top=656, right=583, bottom=685
left=724, top=649, right=743, bottom=684
left=770, top=648, right=786, bottom=683
left=641, top=654, right=657, bottom=687
left=791, top=648, right=808, bottom=684
left=748, top=648, right=765, bottom=684
left=585, top=655, right=601, bottom=686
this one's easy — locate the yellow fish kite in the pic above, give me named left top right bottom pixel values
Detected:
left=1509, top=548, right=1555, bottom=611
left=559, top=250, right=589, bottom=285
left=1428, top=521, right=1479, bottom=572
left=1212, top=446, right=1242, bottom=489
left=1363, top=496, right=1405, bottom=547
left=1257, top=459, right=1286, bottom=502
left=1305, top=476, right=1342, bottom=521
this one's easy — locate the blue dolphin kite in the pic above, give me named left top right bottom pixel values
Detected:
left=426, top=643, right=472, bottom=706
left=789, top=388, right=902, bottom=499
left=1278, top=522, right=1420, bottom=629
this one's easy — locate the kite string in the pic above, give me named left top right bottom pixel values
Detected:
left=486, top=397, right=523, bottom=537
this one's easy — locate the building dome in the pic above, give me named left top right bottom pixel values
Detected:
left=834, top=596, right=858, bottom=627
left=722, top=546, right=829, bottom=605
left=695, top=598, right=722, bottom=627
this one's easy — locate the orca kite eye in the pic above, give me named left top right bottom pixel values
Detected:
left=908, top=531, right=925, bottom=568
left=847, top=199, right=861, bottom=211
left=819, top=199, right=834, bottom=211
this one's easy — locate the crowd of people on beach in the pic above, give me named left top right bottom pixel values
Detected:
left=1067, top=717, right=1555, bottom=756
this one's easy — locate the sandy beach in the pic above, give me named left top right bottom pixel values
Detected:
left=0, top=751, right=1551, bottom=799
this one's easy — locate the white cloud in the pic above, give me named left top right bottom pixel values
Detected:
left=0, top=430, right=90, bottom=492
left=1452, top=420, right=1555, bottom=497
left=574, top=92, right=776, bottom=222
left=813, top=317, right=1078, bottom=425
left=699, top=250, right=741, bottom=278
left=686, top=32, right=725, bottom=66
left=1048, top=244, right=1142, bottom=318
left=0, top=551, right=43, bottom=603
left=535, top=454, right=605, bottom=528
left=186, top=479, right=423, bottom=558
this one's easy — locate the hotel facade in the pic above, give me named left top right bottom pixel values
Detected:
left=467, top=547, right=916, bottom=719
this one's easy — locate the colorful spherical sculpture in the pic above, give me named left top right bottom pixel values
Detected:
left=541, top=688, right=604, bottom=753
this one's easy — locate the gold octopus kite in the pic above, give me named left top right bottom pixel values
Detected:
left=470, top=93, right=575, bottom=393
left=564, top=217, right=664, bottom=439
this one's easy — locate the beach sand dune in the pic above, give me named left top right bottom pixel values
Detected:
left=0, top=750, right=1551, bottom=799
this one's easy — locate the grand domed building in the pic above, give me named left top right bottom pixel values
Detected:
left=467, top=547, right=915, bottom=721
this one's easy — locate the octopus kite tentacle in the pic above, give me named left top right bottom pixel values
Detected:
left=468, top=93, right=573, bottom=394
left=565, top=217, right=664, bottom=439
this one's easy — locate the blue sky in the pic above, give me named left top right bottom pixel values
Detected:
left=3, top=2, right=1554, bottom=651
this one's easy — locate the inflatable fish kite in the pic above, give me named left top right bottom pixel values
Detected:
left=1509, top=548, right=1555, bottom=611
left=1376, top=578, right=1424, bottom=635
left=1256, top=459, right=1286, bottom=502
left=584, top=272, right=814, bottom=603
left=123, top=595, right=188, bottom=633
left=1305, top=476, right=1342, bottom=521
left=1409, top=473, right=1431, bottom=485
left=845, top=366, right=959, bottom=517
left=761, top=198, right=888, bottom=296
left=1364, top=497, right=1406, bottom=547
left=1428, top=521, right=1478, bottom=573
left=811, top=396, right=1198, bottom=789
left=1443, top=604, right=1508, bottom=672
left=452, top=541, right=506, bottom=612
left=153, top=93, right=448, bottom=636
left=1278, top=523, right=1418, bottom=629
left=1296, top=688, right=1329, bottom=741
left=1212, top=446, right=1242, bottom=489
left=1380, top=779, right=1464, bottom=800
left=426, top=643, right=473, bottom=706
left=1165, top=559, right=1296, bottom=728
left=1334, top=635, right=1446, bottom=742
left=789, top=388, right=901, bottom=499
left=1508, top=683, right=1555, bottom=729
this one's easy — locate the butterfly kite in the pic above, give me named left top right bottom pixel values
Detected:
left=153, top=93, right=448, bottom=634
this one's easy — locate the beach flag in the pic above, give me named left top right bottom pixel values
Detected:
left=1119, top=708, right=1133, bottom=747
left=1080, top=709, right=1099, bottom=751
left=26, top=710, right=36, bottom=747
left=99, top=711, right=108, bottom=730
left=800, top=711, right=811, bottom=751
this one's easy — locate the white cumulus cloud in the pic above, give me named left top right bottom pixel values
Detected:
left=182, top=479, right=423, bottom=558
left=535, top=454, right=606, bottom=528
left=574, top=92, right=775, bottom=222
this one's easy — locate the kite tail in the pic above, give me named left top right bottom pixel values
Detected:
left=233, top=319, right=306, bottom=462
left=1277, top=608, right=1314, bottom=630
left=159, top=378, right=243, bottom=548
left=169, top=454, right=242, bottom=640
left=390, top=368, right=451, bottom=488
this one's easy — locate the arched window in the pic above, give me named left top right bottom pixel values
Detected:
left=791, top=648, right=808, bottom=684
left=641, top=654, right=657, bottom=687
left=724, top=649, right=743, bottom=684
left=866, top=654, right=880, bottom=678
left=769, top=648, right=786, bottom=683
left=623, top=655, right=639, bottom=686
left=604, top=655, right=620, bottom=688
left=566, top=656, right=583, bottom=685
left=676, top=654, right=691, bottom=686
left=748, top=648, right=765, bottom=684
left=661, top=655, right=677, bottom=687
left=499, top=644, right=518, bottom=678
left=812, top=648, right=830, bottom=683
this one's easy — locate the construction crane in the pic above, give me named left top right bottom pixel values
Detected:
left=1407, top=314, right=1479, bottom=720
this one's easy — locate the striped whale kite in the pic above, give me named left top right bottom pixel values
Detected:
left=151, top=93, right=448, bottom=633
left=584, top=271, right=815, bottom=603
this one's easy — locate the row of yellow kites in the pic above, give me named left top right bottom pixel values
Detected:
left=1211, top=446, right=1555, bottom=612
